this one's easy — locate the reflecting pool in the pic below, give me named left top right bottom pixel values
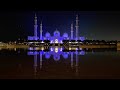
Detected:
left=0, top=47, right=120, bottom=79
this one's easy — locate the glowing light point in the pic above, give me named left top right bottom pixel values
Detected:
left=29, top=47, right=33, bottom=50
left=76, top=48, right=78, bottom=50
left=41, top=41, right=44, bottom=43
left=50, top=40, right=53, bottom=43
left=69, top=47, right=71, bottom=50
left=60, top=48, right=63, bottom=51
left=55, top=39, right=58, bottom=43
left=60, top=40, right=63, bottom=43
left=41, top=47, right=44, bottom=51
left=55, top=47, right=58, bottom=53
left=50, top=48, right=53, bottom=51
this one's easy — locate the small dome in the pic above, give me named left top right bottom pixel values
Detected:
left=54, top=29, right=60, bottom=37
left=45, top=32, right=51, bottom=38
left=54, top=54, right=60, bottom=61
left=63, top=33, right=68, bottom=38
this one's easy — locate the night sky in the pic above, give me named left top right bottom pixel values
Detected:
left=0, top=11, right=120, bottom=41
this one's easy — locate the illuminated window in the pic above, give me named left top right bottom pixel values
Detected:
left=69, top=47, right=71, bottom=50
left=50, top=40, right=53, bottom=43
left=55, top=39, right=58, bottom=43
left=60, top=48, right=62, bottom=51
left=41, top=47, right=44, bottom=51
left=50, top=48, right=53, bottom=51
left=60, top=40, right=63, bottom=43
left=76, top=48, right=78, bottom=50
left=55, top=47, right=58, bottom=53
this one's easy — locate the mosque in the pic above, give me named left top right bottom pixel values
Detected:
left=28, top=14, right=85, bottom=43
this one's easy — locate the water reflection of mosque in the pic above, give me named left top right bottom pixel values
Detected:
left=27, top=47, right=85, bottom=78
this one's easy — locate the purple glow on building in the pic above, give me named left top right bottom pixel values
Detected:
left=79, top=37, right=85, bottom=41
left=28, top=36, right=34, bottom=40
left=45, top=32, right=51, bottom=40
left=28, top=36, right=39, bottom=40
left=27, top=14, right=86, bottom=42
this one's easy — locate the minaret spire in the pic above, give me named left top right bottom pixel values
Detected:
left=34, top=13, right=38, bottom=40
left=71, top=23, right=73, bottom=40
left=40, top=21, right=43, bottom=40
left=75, top=14, right=79, bottom=40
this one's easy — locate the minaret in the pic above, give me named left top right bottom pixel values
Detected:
left=40, top=21, right=43, bottom=40
left=75, top=51, right=79, bottom=76
left=40, top=51, right=42, bottom=69
left=75, top=15, right=79, bottom=40
left=71, top=52, right=73, bottom=69
left=34, top=13, right=38, bottom=40
left=34, top=54, right=37, bottom=78
left=71, top=23, right=73, bottom=40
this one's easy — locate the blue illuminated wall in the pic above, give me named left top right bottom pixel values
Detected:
left=28, top=31, right=85, bottom=41
left=28, top=36, right=39, bottom=40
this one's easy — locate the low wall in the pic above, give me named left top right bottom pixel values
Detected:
left=6, top=44, right=29, bottom=49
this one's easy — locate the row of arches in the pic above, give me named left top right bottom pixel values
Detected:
left=45, top=30, right=69, bottom=39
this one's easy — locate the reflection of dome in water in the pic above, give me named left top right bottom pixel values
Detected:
left=62, top=52, right=68, bottom=59
left=63, top=33, right=68, bottom=38
left=45, top=32, right=51, bottom=38
left=45, top=52, right=51, bottom=59
left=54, top=30, right=60, bottom=37
left=54, top=54, right=60, bottom=61
left=80, top=51, right=85, bottom=55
